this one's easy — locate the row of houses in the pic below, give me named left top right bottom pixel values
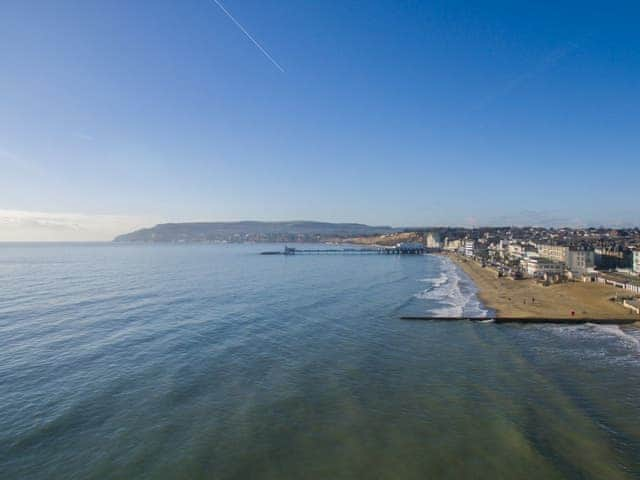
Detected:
left=470, top=241, right=596, bottom=277
left=438, top=237, right=638, bottom=279
left=423, top=229, right=640, bottom=275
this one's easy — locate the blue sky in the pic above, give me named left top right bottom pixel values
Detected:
left=1, top=1, right=639, bottom=239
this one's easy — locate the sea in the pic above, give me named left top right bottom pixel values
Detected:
left=1, top=243, right=639, bottom=479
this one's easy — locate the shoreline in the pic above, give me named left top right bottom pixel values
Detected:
left=443, top=253, right=638, bottom=321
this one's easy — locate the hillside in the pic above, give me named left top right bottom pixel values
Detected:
left=342, top=232, right=424, bottom=246
left=113, top=221, right=395, bottom=243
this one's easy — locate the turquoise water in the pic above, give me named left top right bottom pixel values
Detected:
left=1, top=243, right=639, bottom=479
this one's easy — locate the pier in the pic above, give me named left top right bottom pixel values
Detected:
left=261, top=243, right=425, bottom=255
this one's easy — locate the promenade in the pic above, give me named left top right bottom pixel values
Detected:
left=448, top=254, right=638, bottom=320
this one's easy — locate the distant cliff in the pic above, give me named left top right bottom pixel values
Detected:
left=113, top=221, right=395, bottom=243
left=343, top=231, right=425, bottom=246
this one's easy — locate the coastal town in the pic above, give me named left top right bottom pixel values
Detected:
left=423, top=227, right=639, bottom=282
left=114, top=221, right=640, bottom=319
left=348, top=227, right=640, bottom=318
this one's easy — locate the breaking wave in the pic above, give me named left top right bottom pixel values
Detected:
left=540, top=322, right=640, bottom=360
left=415, top=256, right=489, bottom=317
left=588, top=324, right=640, bottom=350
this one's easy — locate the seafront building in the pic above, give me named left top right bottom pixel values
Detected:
left=421, top=227, right=640, bottom=285
left=523, top=257, right=564, bottom=278
left=594, top=246, right=633, bottom=269
left=507, top=243, right=537, bottom=260
left=443, top=238, right=463, bottom=251
left=536, top=244, right=594, bottom=275
left=463, top=240, right=475, bottom=257
left=566, top=248, right=595, bottom=275
left=536, top=244, right=571, bottom=263
left=508, top=243, right=525, bottom=258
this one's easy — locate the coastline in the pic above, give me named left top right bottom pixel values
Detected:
left=444, top=253, right=638, bottom=321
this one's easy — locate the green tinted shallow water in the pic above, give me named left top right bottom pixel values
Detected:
left=1, top=244, right=639, bottom=479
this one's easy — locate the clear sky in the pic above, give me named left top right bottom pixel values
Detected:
left=1, top=0, right=639, bottom=240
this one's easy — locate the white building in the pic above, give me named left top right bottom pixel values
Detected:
left=463, top=240, right=475, bottom=257
left=524, top=257, right=564, bottom=278
left=566, top=249, right=595, bottom=274
left=506, top=242, right=537, bottom=260
left=537, top=244, right=570, bottom=263
left=508, top=243, right=524, bottom=258
left=497, top=239, right=510, bottom=258
left=537, top=244, right=594, bottom=275
left=425, top=231, right=441, bottom=249
left=443, top=238, right=462, bottom=251
left=634, top=249, right=640, bottom=274
left=522, top=257, right=565, bottom=278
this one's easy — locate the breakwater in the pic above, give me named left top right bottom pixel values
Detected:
left=400, top=316, right=637, bottom=325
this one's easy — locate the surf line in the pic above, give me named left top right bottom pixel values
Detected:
left=399, top=316, right=637, bottom=325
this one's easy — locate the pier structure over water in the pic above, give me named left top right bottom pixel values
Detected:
left=261, top=242, right=425, bottom=256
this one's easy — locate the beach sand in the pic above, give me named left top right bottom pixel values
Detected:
left=448, top=254, right=638, bottom=320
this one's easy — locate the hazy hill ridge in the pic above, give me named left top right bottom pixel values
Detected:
left=113, top=221, right=395, bottom=243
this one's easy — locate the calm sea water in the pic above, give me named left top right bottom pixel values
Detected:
left=1, top=243, right=639, bottom=479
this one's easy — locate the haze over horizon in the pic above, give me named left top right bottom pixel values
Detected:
left=2, top=1, right=639, bottom=240
left=1, top=209, right=638, bottom=242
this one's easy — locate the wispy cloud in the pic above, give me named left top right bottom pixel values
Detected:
left=0, top=209, right=157, bottom=241
left=210, top=0, right=285, bottom=72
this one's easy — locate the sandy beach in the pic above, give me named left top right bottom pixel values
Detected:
left=447, top=254, right=638, bottom=320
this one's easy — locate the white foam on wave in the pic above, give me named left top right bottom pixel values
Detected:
left=544, top=322, right=640, bottom=355
left=419, top=272, right=448, bottom=287
left=589, top=324, right=640, bottom=349
left=414, top=256, right=489, bottom=317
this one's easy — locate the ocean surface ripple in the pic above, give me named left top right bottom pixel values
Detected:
left=1, top=243, right=639, bottom=479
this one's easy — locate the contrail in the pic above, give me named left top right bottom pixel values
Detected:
left=210, top=0, right=285, bottom=72
left=473, top=40, right=581, bottom=112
